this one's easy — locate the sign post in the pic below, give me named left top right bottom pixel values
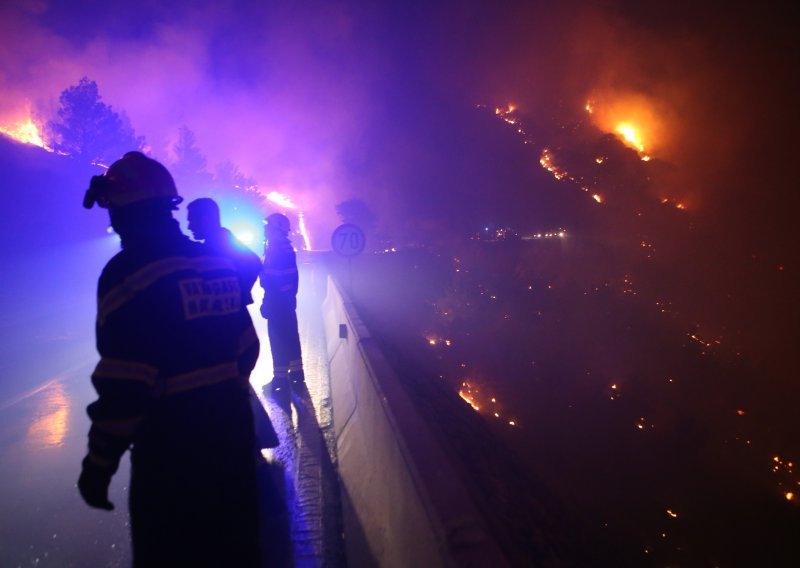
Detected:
left=331, top=223, right=366, bottom=296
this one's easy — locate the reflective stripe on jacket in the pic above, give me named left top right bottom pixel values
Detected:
left=86, top=231, right=259, bottom=474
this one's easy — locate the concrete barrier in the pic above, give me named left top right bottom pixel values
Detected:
left=322, top=277, right=509, bottom=567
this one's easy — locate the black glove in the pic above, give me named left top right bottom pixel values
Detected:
left=78, top=458, right=115, bottom=511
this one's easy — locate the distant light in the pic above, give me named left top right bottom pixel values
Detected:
left=235, top=230, right=255, bottom=245
left=666, top=509, right=678, bottom=518
left=786, top=492, right=795, bottom=501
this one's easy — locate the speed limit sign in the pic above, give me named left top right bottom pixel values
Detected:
left=331, top=224, right=366, bottom=257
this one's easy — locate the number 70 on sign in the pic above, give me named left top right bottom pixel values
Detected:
left=331, top=224, right=366, bottom=257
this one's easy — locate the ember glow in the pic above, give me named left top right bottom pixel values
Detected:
left=459, top=381, right=481, bottom=411
left=660, top=197, right=688, bottom=211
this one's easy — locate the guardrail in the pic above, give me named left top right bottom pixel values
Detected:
left=322, top=276, right=509, bottom=567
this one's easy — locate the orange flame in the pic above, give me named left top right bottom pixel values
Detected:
left=616, top=123, right=645, bottom=153
left=584, top=94, right=660, bottom=160
left=0, top=115, right=48, bottom=149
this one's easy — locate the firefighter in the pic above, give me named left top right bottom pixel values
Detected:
left=186, top=197, right=261, bottom=305
left=260, top=213, right=304, bottom=396
left=186, top=197, right=279, bottom=449
left=78, top=152, right=261, bottom=567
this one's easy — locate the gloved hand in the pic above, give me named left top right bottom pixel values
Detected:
left=78, top=458, right=115, bottom=511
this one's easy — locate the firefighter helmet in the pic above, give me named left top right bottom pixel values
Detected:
left=264, top=213, right=291, bottom=235
left=83, top=151, right=182, bottom=210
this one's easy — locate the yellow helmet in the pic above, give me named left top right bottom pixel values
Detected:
left=83, top=151, right=182, bottom=209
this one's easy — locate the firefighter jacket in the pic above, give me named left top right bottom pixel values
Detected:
left=259, top=236, right=298, bottom=319
left=83, top=221, right=260, bottom=480
left=202, top=227, right=261, bottom=305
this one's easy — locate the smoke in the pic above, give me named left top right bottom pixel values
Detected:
left=1, top=0, right=797, bottom=243
left=436, top=0, right=799, bottom=216
left=1, top=0, right=382, bottom=231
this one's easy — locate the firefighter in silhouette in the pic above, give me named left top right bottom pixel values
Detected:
left=260, top=213, right=305, bottom=396
left=78, top=152, right=262, bottom=567
left=186, top=197, right=279, bottom=448
left=186, top=198, right=261, bottom=305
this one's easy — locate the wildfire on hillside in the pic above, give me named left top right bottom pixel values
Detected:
left=486, top=99, right=695, bottom=213
left=0, top=111, right=50, bottom=150
left=584, top=95, right=657, bottom=162
left=458, top=380, right=517, bottom=426
left=488, top=104, right=604, bottom=203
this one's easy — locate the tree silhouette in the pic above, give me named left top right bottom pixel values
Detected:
left=46, top=77, right=144, bottom=165
left=210, top=160, right=264, bottom=211
left=335, top=198, right=377, bottom=230
left=171, top=126, right=213, bottom=193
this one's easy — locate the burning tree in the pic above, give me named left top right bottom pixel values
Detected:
left=45, top=77, right=144, bottom=165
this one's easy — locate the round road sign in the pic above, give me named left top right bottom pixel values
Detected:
left=331, top=223, right=366, bottom=257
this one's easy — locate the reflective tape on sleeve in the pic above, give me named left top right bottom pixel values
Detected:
left=92, top=358, right=158, bottom=386
left=162, top=362, right=240, bottom=396
left=92, top=416, right=143, bottom=438
left=87, top=451, right=117, bottom=470
left=98, top=256, right=236, bottom=324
